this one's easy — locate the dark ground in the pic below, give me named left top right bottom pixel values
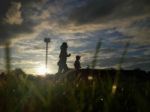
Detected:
left=0, top=69, right=150, bottom=112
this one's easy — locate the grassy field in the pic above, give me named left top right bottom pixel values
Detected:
left=0, top=42, right=149, bottom=112
left=0, top=69, right=150, bottom=112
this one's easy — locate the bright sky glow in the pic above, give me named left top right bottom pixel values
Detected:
left=0, top=0, right=150, bottom=75
left=36, top=66, right=46, bottom=75
left=35, top=64, right=55, bottom=75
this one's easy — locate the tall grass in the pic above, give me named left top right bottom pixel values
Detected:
left=5, top=42, right=11, bottom=74
left=113, top=42, right=130, bottom=94
left=0, top=41, right=149, bottom=112
left=92, top=40, right=101, bottom=69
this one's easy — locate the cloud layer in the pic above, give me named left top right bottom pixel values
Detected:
left=0, top=0, right=150, bottom=74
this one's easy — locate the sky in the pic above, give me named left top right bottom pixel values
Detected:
left=0, top=0, right=150, bottom=74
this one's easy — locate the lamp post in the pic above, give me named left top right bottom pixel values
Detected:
left=44, top=38, right=51, bottom=74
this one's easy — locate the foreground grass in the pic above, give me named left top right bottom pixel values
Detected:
left=0, top=70, right=150, bottom=112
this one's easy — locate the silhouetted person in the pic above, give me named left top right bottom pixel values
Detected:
left=57, top=42, right=71, bottom=73
left=74, top=55, right=81, bottom=71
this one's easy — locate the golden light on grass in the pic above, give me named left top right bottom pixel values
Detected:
left=88, top=75, right=93, bottom=80
left=112, top=84, right=117, bottom=94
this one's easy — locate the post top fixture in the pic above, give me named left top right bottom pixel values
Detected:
left=44, top=38, right=51, bottom=43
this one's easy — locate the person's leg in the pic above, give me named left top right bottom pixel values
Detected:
left=58, top=65, right=63, bottom=74
left=63, top=64, right=69, bottom=73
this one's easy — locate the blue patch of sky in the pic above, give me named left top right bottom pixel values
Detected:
left=99, top=57, right=119, bottom=67
left=90, top=28, right=129, bottom=50
left=127, top=44, right=150, bottom=57
left=68, top=36, right=101, bottom=55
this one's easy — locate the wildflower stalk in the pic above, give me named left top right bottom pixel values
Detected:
left=5, top=41, right=11, bottom=75
left=92, top=40, right=101, bottom=69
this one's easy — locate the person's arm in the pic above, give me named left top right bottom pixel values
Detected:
left=67, top=53, right=71, bottom=57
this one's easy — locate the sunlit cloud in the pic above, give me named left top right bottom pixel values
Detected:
left=4, top=2, right=23, bottom=25
left=0, top=0, right=149, bottom=74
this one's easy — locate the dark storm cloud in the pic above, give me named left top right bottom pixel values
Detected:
left=69, top=0, right=150, bottom=24
left=0, top=0, right=44, bottom=45
left=0, top=23, right=33, bottom=44
left=0, top=0, right=41, bottom=18
left=0, top=0, right=15, bottom=18
left=1, top=0, right=150, bottom=45
left=69, top=0, right=118, bottom=23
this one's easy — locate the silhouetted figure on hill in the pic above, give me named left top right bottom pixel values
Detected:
left=74, top=55, right=81, bottom=71
left=57, top=42, right=71, bottom=73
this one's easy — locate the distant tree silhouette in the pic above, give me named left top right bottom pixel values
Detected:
left=12, top=68, right=26, bottom=78
left=74, top=55, right=81, bottom=71
left=57, top=42, right=71, bottom=73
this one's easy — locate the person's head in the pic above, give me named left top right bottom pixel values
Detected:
left=76, top=55, right=81, bottom=60
left=60, top=42, right=68, bottom=50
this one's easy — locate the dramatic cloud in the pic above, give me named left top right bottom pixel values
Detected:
left=69, top=0, right=150, bottom=24
left=1, top=0, right=149, bottom=44
left=0, top=0, right=150, bottom=74
left=4, top=2, right=23, bottom=25
left=0, top=0, right=45, bottom=45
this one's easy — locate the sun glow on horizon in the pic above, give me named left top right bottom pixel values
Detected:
left=34, top=64, right=57, bottom=75
left=35, top=65, right=48, bottom=76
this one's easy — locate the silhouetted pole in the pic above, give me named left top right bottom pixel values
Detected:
left=44, top=38, right=51, bottom=74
